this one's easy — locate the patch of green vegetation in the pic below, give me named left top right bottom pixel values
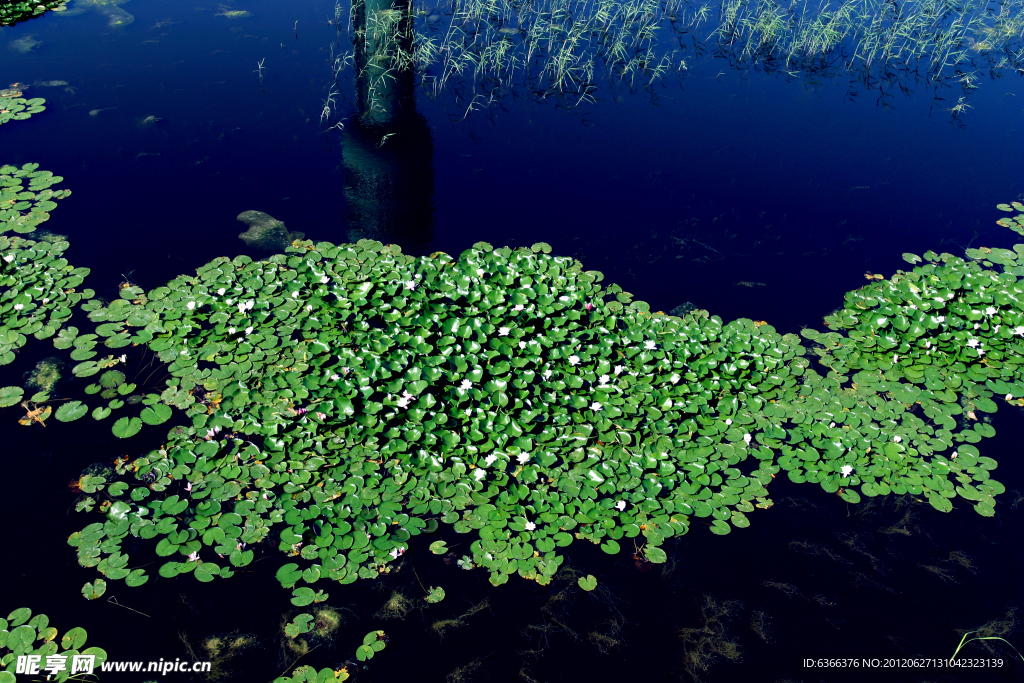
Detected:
left=0, top=96, right=46, bottom=126
left=57, top=202, right=1024, bottom=598
left=1, top=170, right=92, bottom=364
left=0, top=0, right=66, bottom=27
left=0, top=607, right=108, bottom=681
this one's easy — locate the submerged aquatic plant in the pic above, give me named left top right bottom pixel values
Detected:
left=237, top=211, right=306, bottom=252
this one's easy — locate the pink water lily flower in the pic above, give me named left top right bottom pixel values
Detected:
left=188, top=551, right=199, bottom=562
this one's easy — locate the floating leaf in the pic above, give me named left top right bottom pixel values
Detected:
left=55, top=400, right=88, bottom=422
left=81, top=579, right=106, bottom=600
left=111, top=416, right=142, bottom=438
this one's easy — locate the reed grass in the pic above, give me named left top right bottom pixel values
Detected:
left=328, top=0, right=1024, bottom=114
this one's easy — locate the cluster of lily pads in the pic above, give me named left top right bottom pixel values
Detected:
left=0, top=97, right=46, bottom=127
left=0, top=161, right=91, bottom=410
left=0, top=0, right=65, bottom=26
left=0, top=608, right=107, bottom=681
left=274, top=630, right=385, bottom=683
left=58, top=200, right=1024, bottom=595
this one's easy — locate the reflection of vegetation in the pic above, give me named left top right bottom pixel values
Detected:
left=330, top=0, right=1024, bottom=118
left=678, top=594, right=743, bottom=682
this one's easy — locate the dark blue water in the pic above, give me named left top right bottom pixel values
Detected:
left=2, top=0, right=1024, bottom=680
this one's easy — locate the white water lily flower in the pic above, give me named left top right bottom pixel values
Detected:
left=524, top=521, right=536, bottom=531
left=568, top=355, right=580, bottom=366
left=404, top=280, right=416, bottom=290
left=3, top=254, right=13, bottom=263
left=499, top=326, right=510, bottom=336
left=246, top=300, right=254, bottom=310
left=217, top=288, right=226, bottom=295
left=465, top=407, right=472, bottom=417
left=396, top=396, right=411, bottom=408
left=13, top=303, right=23, bottom=311
left=228, top=327, right=236, bottom=334
left=934, top=316, right=946, bottom=323
left=473, top=469, right=486, bottom=481
left=320, top=275, right=330, bottom=284
left=840, top=465, right=853, bottom=477
left=514, top=304, right=525, bottom=311
left=305, top=305, right=313, bottom=312
left=1007, top=393, right=1014, bottom=401
left=460, top=379, right=472, bottom=390
left=893, top=354, right=899, bottom=363
left=517, top=453, right=529, bottom=464
left=225, top=299, right=233, bottom=305
left=331, top=374, right=340, bottom=381
left=291, top=291, right=300, bottom=298
left=237, top=302, right=246, bottom=314
left=590, top=402, right=602, bottom=411
left=476, top=268, right=484, bottom=276
left=894, top=435, right=902, bottom=443
left=744, top=433, right=752, bottom=445
left=519, top=341, right=526, bottom=349
left=725, top=419, right=732, bottom=426
left=484, top=454, right=498, bottom=466
left=951, top=450, right=958, bottom=459
left=119, top=355, right=126, bottom=363
left=986, top=306, right=997, bottom=315
left=670, top=373, right=680, bottom=384
left=967, top=338, right=980, bottom=348
left=614, top=501, right=626, bottom=511
left=1015, top=326, right=1024, bottom=336
left=974, top=323, right=981, bottom=329
left=245, top=326, right=254, bottom=335
left=598, top=374, right=610, bottom=384
left=185, top=301, right=195, bottom=310
left=644, top=340, right=657, bottom=350
left=543, top=368, right=552, bottom=380
left=613, top=365, right=626, bottom=375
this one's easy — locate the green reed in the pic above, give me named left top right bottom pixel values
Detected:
left=330, top=0, right=1024, bottom=115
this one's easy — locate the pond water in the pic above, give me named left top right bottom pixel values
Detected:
left=2, top=0, right=1024, bottom=680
